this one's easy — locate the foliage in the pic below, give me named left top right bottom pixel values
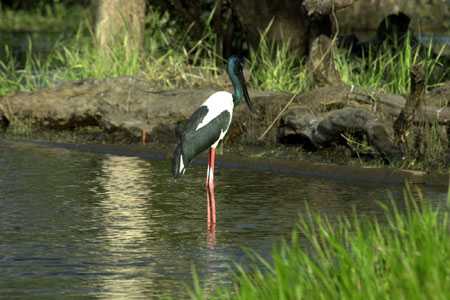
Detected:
left=248, top=25, right=310, bottom=94
left=190, top=188, right=450, bottom=299
left=0, top=7, right=223, bottom=96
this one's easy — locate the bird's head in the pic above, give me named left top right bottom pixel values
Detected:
left=227, top=55, right=254, bottom=113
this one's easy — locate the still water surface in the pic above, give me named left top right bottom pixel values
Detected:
left=0, top=140, right=447, bottom=299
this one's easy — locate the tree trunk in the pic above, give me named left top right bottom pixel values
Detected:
left=230, top=0, right=356, bottom=57
left=94, top=0, right=146, bottom=54
left=231, top=0, right=311, bottom=56
left=307, top=35, right=342, bottom=87
left=393, top=65, right=426, bottom=144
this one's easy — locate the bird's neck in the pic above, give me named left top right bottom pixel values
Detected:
left=229, top=72, right=244, bottom=105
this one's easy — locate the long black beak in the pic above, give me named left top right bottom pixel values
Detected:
left=238, top=67, right=255, bottom=113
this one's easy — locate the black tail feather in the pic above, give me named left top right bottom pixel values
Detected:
left=175, top=121, right=186, bottom=139
left=172, top=143, right=185, bottom=178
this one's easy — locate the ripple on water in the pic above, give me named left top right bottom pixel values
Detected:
left=0, top=142, right=447, bottom=298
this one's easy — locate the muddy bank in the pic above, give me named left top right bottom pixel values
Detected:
left=4, top=138, right=448, bottom=190
left=2, top=73, right=450, bottom=169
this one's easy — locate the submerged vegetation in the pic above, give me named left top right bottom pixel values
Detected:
left=191, top=188, right=450, bottom=299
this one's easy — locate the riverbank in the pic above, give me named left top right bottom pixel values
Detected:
left=2, top=76, right=450, bottom=173
left=3, top=136, right=449, bottom=190
left=1, top=5, right=450, bottom=172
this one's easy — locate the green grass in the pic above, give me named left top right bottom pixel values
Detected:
left=0, top=7, right=224, bottom=95
left=248, top=26, right=310, bottom=94
left=190, top=188, right=450, bottom=299
left=1, top=7, right=447, bottom=96
left=335, top=34, right=448, bottom=94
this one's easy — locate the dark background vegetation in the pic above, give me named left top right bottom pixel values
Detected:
left=0, top=0, right=90, bottom=9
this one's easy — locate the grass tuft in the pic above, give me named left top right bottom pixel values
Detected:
left=335, top=34, right=448, bottom=94
left=192, top=188, right=450, bottom=299
left=1, top=9, right=447, bottom=96
left=248, top=27, right=310, bottom=94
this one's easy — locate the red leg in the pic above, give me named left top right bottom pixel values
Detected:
left=207, top=223, right=216, bottom=249
left=208, top=148, right=216, bottom=225
left=206, top=148, right=217, bottom=246
left=141, top=130, right=148, bottom=144
left=206, top=150, right=211, bottom=225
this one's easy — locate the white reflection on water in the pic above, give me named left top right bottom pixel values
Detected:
left=86, top=155, right=235, bottom=298
left=92, top=155, right=156, bottom=299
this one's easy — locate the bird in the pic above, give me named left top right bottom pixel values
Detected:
left=172, top=55, right=254, bottom=228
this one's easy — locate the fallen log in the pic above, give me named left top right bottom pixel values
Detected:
left=278, top=106, right=401, bottom=161
left=303, top=0, right=355, bottom=16
left=1, top=76, right=449, bottom=160
left=0, top=76, right=287, bottom=143
left=292, top=83, right=450, bottom=125
left=276, top=81, right=450, bottom=160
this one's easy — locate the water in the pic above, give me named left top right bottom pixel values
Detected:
left=0, top=140, right=447, bottom=299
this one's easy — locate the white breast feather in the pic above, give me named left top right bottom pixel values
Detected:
left=195, top=91, right=234, bottom=131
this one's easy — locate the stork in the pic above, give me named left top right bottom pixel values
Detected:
left=172, top=55, right=254, bottom=229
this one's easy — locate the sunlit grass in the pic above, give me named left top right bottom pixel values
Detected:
left=248, top=27, right=310, bottom=94
left=335, top=34, right=448, bottom=94
left=190, top=188, right=450, bottom=299
left=1, top=8, right=448, bottom=97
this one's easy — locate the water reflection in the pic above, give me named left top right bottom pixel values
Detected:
left=92, top=155, right=156, bottom=299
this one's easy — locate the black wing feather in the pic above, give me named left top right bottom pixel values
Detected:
left=173, top=105, right=231, bottom=174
